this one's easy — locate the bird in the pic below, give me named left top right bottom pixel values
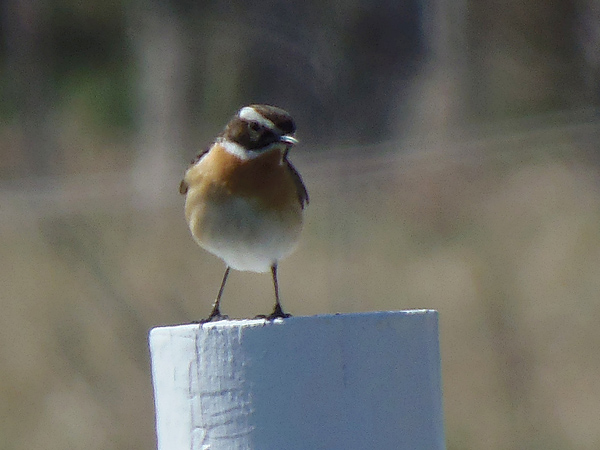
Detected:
left=179, top=104, right=309, bottom=322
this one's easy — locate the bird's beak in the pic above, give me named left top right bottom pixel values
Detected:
left=279, top=135, right=298, bottom=146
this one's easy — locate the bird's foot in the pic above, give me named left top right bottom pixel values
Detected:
left=199, top=309, right=229, bottom=324
left=264, top=303, right=291, bottom=320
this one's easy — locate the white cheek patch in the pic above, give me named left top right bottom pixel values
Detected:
left=238, top=106, right=276, bottom=130
left=221, top=140, right=263, bottom=160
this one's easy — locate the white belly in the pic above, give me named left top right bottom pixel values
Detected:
left=187, top=195, right=303, bottom=272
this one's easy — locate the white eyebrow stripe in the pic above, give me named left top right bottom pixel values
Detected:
left=238, top=106, right=276, bottom=130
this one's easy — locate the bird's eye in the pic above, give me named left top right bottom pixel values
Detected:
left=249, top=122, right=261, bottom=132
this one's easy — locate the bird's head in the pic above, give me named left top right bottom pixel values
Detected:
left=220, top=105, right=298, bottom=158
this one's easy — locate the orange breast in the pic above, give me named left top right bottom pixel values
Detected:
left=185, top=144, right=299, bottom=211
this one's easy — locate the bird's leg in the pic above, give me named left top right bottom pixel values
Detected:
left=266, top=264, right=291, bottom=319
left=202, top=266, right=230, bottom=323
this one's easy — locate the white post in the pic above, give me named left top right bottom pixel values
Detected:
left=149, top=310, right=445, bottom=450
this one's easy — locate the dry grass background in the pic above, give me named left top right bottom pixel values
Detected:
left=2, top=113, right=600, bottom=449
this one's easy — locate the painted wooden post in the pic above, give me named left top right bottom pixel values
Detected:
left=149, top=310, right=445, bottom=450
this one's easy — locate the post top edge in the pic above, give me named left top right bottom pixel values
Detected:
left=149, top=309, right=438, bottom=334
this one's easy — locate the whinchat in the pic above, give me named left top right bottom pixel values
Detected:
left=179, top=104, right=308, bottom=322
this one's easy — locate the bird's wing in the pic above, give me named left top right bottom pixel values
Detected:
left=285, top=157, right=309, bottom=209
left=179, top=147, right=210, bottom=195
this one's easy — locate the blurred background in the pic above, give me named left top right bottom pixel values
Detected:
left=2, top=0, right=600, bottom=449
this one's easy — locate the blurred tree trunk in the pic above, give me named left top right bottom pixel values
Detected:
left=400, top=0, right=469, bottom=136
left=577, top=0, right=600, bottom=104
left=128, top=2, right=190, bottom=204
left=465, top=0, right=585, bottom=120
left=2, top=0, right=55, bottom=176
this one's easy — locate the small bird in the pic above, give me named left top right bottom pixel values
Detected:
left=179, top=104, right=309, bottom=321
